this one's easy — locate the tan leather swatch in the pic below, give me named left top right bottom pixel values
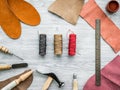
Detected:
left=0, top=0, right=21, bottom=39
left=8, top=0, right=41, bottom=26
left=0, top=70, right=33, bottom=90
left=48, top=0, right=84, bottom=25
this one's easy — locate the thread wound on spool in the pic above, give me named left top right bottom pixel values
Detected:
left=54, top=34, right=63, bottom=55
left=39, top=34, right=47, bottom=56
left=68, top=34, right=76, bottom=56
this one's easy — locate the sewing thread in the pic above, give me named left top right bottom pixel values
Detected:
left=68, top=34, right=76, bottom=56
left=54, top=34, right=63, bottom=55
left=39, top=34, right=47, bottom=56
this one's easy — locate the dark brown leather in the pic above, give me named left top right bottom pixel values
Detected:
left=0, top=70, right=33, bottom=90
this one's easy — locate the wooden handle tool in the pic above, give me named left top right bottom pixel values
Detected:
left=42, top=76, right=53, bottom=90
left=1, top=70, right=33, bottom=90
left=0, top=65, right=11, bottom=70
left=73, top=74, right=78, bottom=90
left=0, top=63, right=28, bottom=70
left=0, top=46, right=24, bottom=60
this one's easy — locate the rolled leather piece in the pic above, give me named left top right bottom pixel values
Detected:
left=48, top=0, right=84, bottom=25
left=83, top=55, right=120, bottom=90
left=80, top=0, right=120, bottom=53
left=0, top=0, right=21, bottom=39
left=7, top=0, right=41, bottom=26
left=0, top=70, right=33, bottom=90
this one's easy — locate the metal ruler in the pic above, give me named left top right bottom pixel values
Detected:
left=95, top=19, right=101, bottom=86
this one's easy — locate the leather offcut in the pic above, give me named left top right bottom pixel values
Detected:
left=83, top=55, right=120, bottom=90
left=0, top=70, right=33, bottom=90
left=48, top=0, right=84, bottom=25
left=8, top=0, right=41, bottom=26
left=0, top=0, right=21, bottom=39
left=80, top=0, right=120, bottom=53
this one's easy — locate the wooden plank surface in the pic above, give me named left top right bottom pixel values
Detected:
left=0, top=0, right=120, bottom=90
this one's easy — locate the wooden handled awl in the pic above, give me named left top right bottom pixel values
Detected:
left=0, top=46, right=24, bottom=60
left=1, top=70, right=33, bottom=90
left=73, top=74, right=78, bottom=90
left=42, top=76, right=53, bottom=90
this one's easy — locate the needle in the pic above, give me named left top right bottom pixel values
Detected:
left=0, top=46, right=24, bottom=60
left=12, top=53, right=24, bottom=60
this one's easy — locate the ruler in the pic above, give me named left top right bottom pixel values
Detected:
left=95, top=19, right=101, bottom=86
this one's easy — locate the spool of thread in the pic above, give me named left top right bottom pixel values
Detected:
left=54, top=34, right=63, bottom=55
left=106, top=0, right=119, bottom=13
left=68, top=34, right=76, bottom=56
left=39, top=34, right=47, bottom=56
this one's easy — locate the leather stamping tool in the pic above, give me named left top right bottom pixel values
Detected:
left=73, top=74, right=78, bottom=90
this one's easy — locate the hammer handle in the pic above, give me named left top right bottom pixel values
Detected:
left=42, top=76, right=53, bottom=90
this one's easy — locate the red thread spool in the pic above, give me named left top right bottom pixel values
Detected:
left=68, top=34, right=76, bottom=56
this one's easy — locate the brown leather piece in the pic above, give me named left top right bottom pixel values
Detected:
left=0, top=0, right=21, bottom=39
left=80, top=0, right=120, bottom=53
left=0, top=70, right=33, bottom=90
left=48, top=0, right=84, bottom=25
left=8, top=0, right=41, bottom=26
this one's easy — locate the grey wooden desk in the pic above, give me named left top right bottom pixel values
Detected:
left=0, top=0, right=120, bottom=90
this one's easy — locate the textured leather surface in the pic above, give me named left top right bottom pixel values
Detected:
left=48, top=0, right=84, bottom=25
left=80, top=0, right=120, bottom=53
left=83, top=55, right=120, bottom=90
left=8, top=0, right=41, bottom=26
left=0, top=0, right=40, bottom=39
left=0, top=70, right=33, bottom=90
left=0, top=0, right=21, bottom=39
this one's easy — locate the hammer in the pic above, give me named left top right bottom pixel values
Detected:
left=36, top=70, right=64, bottom=90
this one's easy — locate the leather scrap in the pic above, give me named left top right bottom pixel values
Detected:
left=0, top=0, right=21, bottom=39
left=48, top=0, right=84, bottom=25
left=0, top=0, right=40, bottom=39
left=0, top=70, right=33, bottom=90
left=80, top=0, right=120, bottom=53
left=83, top=55, right=120, bottom=90
left=8, top=0, right=41, bottom=26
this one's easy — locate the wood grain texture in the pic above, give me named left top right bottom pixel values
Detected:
left=0, top=0, right=120, bottom=90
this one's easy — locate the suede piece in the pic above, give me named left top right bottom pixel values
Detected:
left=83, top=55, right=120, bottom=90
left=0, top=0, right=21, bottom=39
left=7, top=0, right=41, bottom=26
left=48, top=0, right=84, bottom=25
left=80, top=0, right=120, bottom=53
left=0, top=70, right=33, bottom=90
